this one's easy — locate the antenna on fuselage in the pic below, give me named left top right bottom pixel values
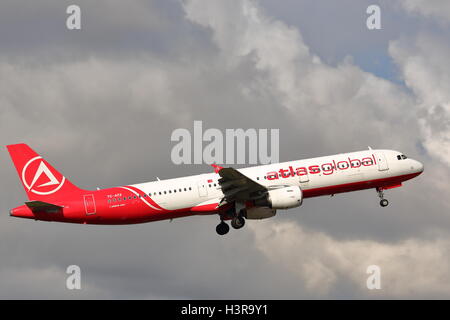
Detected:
left=156, top=177, right=161, bottom=181
left=368, top=146, right=373, bottom=150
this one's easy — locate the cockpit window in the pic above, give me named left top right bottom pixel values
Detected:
left=397, top=154, right=408, bottom=160
left=401, top=155, right=407, bottom=159
left=397, top=155, right=401, bottom=160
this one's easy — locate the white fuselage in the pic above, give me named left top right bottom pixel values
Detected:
left=8, top=144, right=424, bottom=226
left=125, top=149, right=424, bottom=211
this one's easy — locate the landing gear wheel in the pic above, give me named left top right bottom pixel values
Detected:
left=231, top=216, right=246, bottom=229
left=216, top=222, right=230, bottom=235
left=376, top=188, right=389, bottom=207
left=380, top=199, right=389, bottom=207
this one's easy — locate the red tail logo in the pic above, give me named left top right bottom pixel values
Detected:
left=22, top=156, right=66, bottom=195
left=7, top=143, right=85, bottom=201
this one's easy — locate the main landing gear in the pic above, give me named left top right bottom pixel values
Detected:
left=231, top=214, right=246, bottom=229
left=216, top=220, right=230, bottom=235
left=216, top=208, right=247, bottom=235
left=377, top=188, right=389, bottom=207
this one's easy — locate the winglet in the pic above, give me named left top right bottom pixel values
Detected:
left=211, top=164, right=223, bottom=174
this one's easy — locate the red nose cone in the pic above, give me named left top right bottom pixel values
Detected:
left=10, top=205, right=34, bottom=219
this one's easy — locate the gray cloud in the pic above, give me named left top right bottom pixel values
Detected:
left=398, top=0, right=450, bottom=24
left=390, top=32, right=450, bottom=167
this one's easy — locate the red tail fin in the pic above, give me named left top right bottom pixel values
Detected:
left=6, top=143, right=85, bottom=201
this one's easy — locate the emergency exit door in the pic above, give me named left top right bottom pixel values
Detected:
left=197, top=181, right=208, bottom=197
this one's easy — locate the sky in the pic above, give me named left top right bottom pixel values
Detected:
left=0, top=0, right=449, bottom=299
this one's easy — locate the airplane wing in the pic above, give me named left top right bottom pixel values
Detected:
left=218, top=167, right=267, bottom=205
left=25, top=201, right=63, bottom=213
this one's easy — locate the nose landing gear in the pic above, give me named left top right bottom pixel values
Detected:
left=377, top=188, right=389, bottom=207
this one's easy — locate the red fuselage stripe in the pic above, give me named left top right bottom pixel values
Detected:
left=302, top=172, right=419, bottom=198
left=124, top=185, right=165, bottom=210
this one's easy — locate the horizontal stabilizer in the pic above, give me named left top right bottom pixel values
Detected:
left=25, top=201, right=63, bottom=213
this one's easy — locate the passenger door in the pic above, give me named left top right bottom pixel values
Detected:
left=375, top=152, right=389, bottom=171
left=83, top=194, right=96, bottom=215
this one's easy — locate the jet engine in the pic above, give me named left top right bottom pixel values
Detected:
left=255, top=186, right=303, bottom=209
left=244, top=207, right=276, bottom=220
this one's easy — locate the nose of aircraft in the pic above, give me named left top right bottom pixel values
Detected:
left=412, top=159, right=424, bottom=174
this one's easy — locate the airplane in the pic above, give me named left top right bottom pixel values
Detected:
left=7, top=143, right=424, bottom=235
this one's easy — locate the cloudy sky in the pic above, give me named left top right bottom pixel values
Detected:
left=0, top=0, right=449, bottom=299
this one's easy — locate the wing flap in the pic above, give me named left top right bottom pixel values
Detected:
left=218, top=167, right=267, bottom=203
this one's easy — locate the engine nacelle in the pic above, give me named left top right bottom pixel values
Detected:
left=262, top=186, right=303, bottom=209
left=244, top=207, right=276, bottom=220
